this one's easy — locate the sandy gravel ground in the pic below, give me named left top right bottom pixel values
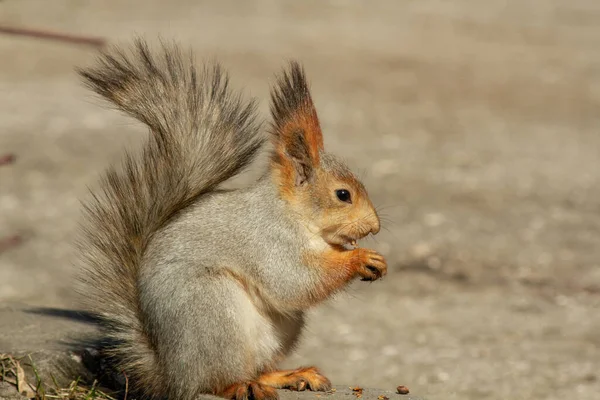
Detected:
left=1, top=1, right=599, bottom=399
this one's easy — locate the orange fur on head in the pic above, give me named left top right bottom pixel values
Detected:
left=268, top=62, right=381, bottom=249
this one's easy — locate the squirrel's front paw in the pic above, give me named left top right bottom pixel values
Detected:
left=356, top=249, right=387, bottom=281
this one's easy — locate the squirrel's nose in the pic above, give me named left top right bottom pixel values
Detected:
left=369, top=216, right=381, bottom=235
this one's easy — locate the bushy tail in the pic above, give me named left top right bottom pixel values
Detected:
left=77, top=39, right=263, bottom=397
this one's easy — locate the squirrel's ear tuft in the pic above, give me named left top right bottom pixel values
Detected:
left=270, top=62, right=323, bottom=182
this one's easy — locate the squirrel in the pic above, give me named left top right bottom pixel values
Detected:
left=77, top=39, right=387, bottom=400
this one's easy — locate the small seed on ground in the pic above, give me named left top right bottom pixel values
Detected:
left=396, top=385, right=410, bottom=395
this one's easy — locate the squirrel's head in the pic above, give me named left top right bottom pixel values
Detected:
left=269, top=62, right=380, bottom=247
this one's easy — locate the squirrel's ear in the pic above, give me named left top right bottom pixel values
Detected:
left=270, top=61, right=324, bottom=185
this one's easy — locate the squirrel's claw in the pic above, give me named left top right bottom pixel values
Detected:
left=356, top=248, right=388, bottom=281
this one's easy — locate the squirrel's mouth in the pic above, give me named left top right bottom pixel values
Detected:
left=343, top=240, right=358, bottom=250
left=321, top=225, right=369, bottom=249
left=325, top=234, right=359, bottom=250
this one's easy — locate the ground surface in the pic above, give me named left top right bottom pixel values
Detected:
left=1, top=1, right=599, bottom=400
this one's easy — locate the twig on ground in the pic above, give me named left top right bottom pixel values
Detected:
left=0, top=235, right=22, bottom=253
left=0, top=153, right=15, bottom=166
left=0, top=26, right=106, bottom=48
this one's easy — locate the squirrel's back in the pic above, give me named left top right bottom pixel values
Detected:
left=77, top=40, right=263, bottom=396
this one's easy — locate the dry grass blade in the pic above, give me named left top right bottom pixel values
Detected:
left=0, top=354, right=36, bottom=398
left=0, top=354, right=117, bottom=400
left=44, top=378, right=117, bottom=400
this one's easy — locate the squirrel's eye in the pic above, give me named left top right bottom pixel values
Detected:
left=335, top=189, right=352, bottom=203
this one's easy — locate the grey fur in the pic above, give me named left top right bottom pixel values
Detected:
left=140, top=179, right=318, bottom=398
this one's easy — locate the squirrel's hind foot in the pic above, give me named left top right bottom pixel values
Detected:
left=258, top=366, right=332, bottom=392
left=219, top=381, right=279, bottom=400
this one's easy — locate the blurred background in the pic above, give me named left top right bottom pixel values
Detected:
left=1, top=1, right=599, bottom=399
